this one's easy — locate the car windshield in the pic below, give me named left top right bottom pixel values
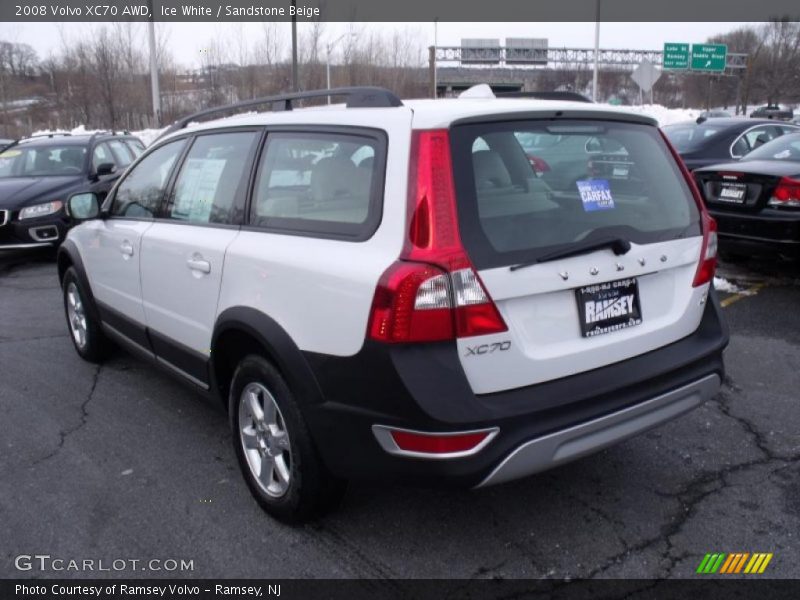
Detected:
left=662, top=123, right=725, bottom=152
left=0, top=144, right=87, bottom=178
left=743, top=133, right=800, bottom=162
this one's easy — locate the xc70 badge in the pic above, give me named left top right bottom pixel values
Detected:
left=464, top=341, right=511, bottom=357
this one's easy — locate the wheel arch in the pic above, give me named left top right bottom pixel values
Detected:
left=211, top=307, right=325, bottom=412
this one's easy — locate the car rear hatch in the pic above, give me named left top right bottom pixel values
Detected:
left=446, top=116, right=714, bottom=394
left=366, top=111, right=716, bottom=396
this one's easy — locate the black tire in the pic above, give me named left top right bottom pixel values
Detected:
left=62, top=266, right=112, bottom=363
left=229, top=355, right=346, bottom=523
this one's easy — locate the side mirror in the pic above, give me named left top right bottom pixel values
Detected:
left=66, top=192, right=101, bottom=221
left=96, top=162, right=116, bottom=176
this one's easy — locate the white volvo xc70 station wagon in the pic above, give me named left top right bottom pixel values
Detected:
left=58, top=86, right=729, bottom=522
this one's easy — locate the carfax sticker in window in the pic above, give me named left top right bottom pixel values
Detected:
left=576, top=179, right=615, bottom=212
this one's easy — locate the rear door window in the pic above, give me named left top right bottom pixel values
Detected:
left=250, top=130, right=386, bottom=240
left=450, top=119, right=700, bottom=269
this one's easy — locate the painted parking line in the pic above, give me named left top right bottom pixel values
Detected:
left=720, top=283, right=765, bottom=308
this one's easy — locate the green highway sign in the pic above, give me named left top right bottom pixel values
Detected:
left=691, top=44, right=727, bottom=72
left=663, top=43, right=689, bottom=69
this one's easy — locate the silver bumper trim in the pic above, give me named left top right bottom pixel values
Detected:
left=476, top=373, right=721, bottom=488
left=0, top=242, right=54, bottom=250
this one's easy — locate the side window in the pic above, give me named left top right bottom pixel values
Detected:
left=744, top=127, right=776, bottom=151
left=125, top=140, right=146, bottom=159
left=166, top=131, right=258, bottom=225
left=731, top=135, right=750, bottom=157
left=108, top=139, right=134, bottom=167
left=92, top=142, right=115, bottom=170
left=251, top=130, right=384, bottom=239
left=110, top=139, right=186, bottom=218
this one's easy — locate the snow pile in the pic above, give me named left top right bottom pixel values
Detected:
left=713, top=277, right=745, bottom=294
left=602, top=104, right=702, bottom=127
left=30, top=124, right=166, bottom=146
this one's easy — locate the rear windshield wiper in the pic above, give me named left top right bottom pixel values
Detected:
left=509, top=237, right=632, bottom=272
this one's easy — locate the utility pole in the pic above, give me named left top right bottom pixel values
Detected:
left=433, top=19, right=438, bottom=99
left=592, top=0, right=600, bottom=102
left=291, top=0, right=299, bottom=92
left=147, top=0, right=161, bottom=126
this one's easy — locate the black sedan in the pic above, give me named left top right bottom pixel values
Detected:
left=0, top=132, right=144, bottom=251
left=694, top=132, right=800, bottom=259
left=662, top=118, right=800, bottom=171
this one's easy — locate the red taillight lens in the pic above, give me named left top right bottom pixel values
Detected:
left=389, top=429, right=494, bottom=455
left=368, top=262, right=453, bottom=343
left=693, top=216, right=718, bottom=287
left=367, top=130, right=507, bottom=343
left=659, top=129, right=718, bottom=288
left=526, top=154, right=551, bottom=173
left=769, top=177, right=800, bottom=207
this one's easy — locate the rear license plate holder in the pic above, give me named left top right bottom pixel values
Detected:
left=576, top=277, right=643, bottom=338
left=718, top=183, right=747, bottom=203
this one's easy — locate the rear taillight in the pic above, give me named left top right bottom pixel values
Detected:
left=526, top=154, right=551, bottom=173
left=694, top=216, right=718, bottom=287
left=367, top=129, right=507, bottom=344
left=659, top=129, right=718, bottom=288
left=768, top=177, right=800, bottom=207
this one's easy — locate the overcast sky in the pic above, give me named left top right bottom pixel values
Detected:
left=2, top=22, right=752, bottom=68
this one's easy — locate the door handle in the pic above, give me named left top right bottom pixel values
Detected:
left=187, top=256, right=211, bottom=274
left=120, top=240, right=134, bottom=257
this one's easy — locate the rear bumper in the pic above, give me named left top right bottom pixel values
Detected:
left=302, top=291, right=729, bottom=487
left=710, top=208, right=800, bottom=256
left=477, top=373, right=720, bottom=487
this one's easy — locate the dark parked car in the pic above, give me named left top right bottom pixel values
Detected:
left=694, top=132, right=800, bottom=259
left=662, top=118, right=800, bottom=171
left=750, top=104, right=793, bottom=121
left=697, top=110, right=731, bottom=120
left=0, top=131, right=145, bottom=251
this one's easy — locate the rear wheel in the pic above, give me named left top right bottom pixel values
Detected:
left=62, top=267, right=111, bottom=363
left=229, top=355, right=346, bottom=523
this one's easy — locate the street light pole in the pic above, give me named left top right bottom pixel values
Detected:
left=433, top=19, right=438, bottom=99
left=326, top=43, right=332, bottom=102
left=291, top=0, right=298, bottom=92
left=326, top=33, right=354, bottom=103
left=146, top=0, right=160, bottom=126
left=592, top=0, right=600, bottom=102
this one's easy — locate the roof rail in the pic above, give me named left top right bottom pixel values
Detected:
left=496, top=91, right=593, bottom=103
left=159, top=86, right=403, bottom=139
left=21, top=132, right=73, bottom=141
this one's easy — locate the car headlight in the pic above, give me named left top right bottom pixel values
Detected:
left=18, top=200, right=64, bottom=220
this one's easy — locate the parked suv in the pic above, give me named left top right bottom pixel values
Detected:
left=0, top=131, right=145, bottom=251
left=57, top=87, right=729, bottom=522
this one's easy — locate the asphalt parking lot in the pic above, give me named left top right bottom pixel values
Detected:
left=1, top=251, right=798, bottom=581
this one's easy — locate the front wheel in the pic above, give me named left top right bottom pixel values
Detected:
left=62, top=267, right=111, bottom=363
left=229, top=355, right=346, bottom=523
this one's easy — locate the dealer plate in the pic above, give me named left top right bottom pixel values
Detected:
left=718, top=183, right=747, bottom=203
left=575, top=277, right=643, bottom=338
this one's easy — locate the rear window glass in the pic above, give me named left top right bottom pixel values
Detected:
left=450, top=119, right=700, bottom=269
left=662, top=123, right=723, bottom=152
